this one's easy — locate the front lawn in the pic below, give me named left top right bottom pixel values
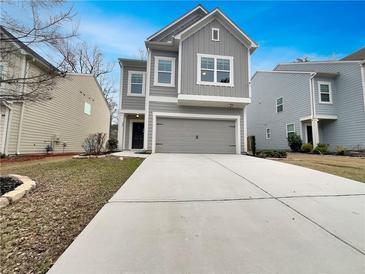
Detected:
left=279, top=153, right=365, bottom=183
left=0, top=157, right=143, bottom=274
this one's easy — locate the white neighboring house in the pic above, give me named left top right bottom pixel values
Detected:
left=0, top=26, right=110, bottom=155
left=118, top=5, right=257, bottom=154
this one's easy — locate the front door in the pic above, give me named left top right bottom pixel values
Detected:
left=132, top=122, right=144, bottom=149
left=306, top=125, right=313, bottom=144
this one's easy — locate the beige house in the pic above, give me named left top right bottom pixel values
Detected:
left=0, top=27, right=110, bottom=155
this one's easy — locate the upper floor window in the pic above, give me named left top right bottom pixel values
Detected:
left=318, top=81, right=332, bottom=104
left=266, top=128, right=271, bottom=139
left=276, top=97, right=283, bottom=113
left=0, top=63, right=6, bottom=86
left=286, top=123, right=295, bottom=138
left=84, top=102, right=91, bottom=115
left=197, top=54, right=234, bottom=87
left=154, top=56, right=175, bottom=87
left=212, top=28, right=220, bottom=41
left=128, top=71, right=145, bottom=96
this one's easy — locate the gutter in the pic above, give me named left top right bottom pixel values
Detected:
left=309, top=72, right=317, bottom=119
left=16, top=55, right=28, bottom=155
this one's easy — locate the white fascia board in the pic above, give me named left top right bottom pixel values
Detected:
left=149, top=96, right=178, bottom=103
left=178, top=94, right=250, bottom=106
left=300, top=114, right=338, bottom=121
left=120, top=109, right=146, bottom=114
left=251, top=70, right=315, bottom=81
left=147, top=6, right=208, bottom=41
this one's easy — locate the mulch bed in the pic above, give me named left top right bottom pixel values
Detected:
left=0, top=176, right=22, bottom=195
left=0, top=153, right=78, bottom=164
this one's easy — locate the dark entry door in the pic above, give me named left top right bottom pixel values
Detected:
left=307, top=126, right=313, bottom=144
left=132, top=122, right=144, bottom=149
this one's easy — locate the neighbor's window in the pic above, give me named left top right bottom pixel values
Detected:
left=84, top=102, right=91, bottom=115
left=318, top=81, right=332, bottom=104
left=276, top=97, right=283, bottom=113
left=212, top=28, right=220, bottom=41
left=154, top=56, right=175, bottom=87
left=197, top=54, right=233, bottom=86
left=286, top=123, right=295, bottom=138
left=0, top=63, right=5, bottom=86
left=128, top=71, right=145, bottom=96
left=266, top=128, right=271, bottom=139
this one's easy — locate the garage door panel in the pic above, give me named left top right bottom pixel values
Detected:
left=156, top=118, right=236, bottom=154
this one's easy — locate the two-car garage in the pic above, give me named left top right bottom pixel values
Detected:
left=153, top=114, right=240, bottom=154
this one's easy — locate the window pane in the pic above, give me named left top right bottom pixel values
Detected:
left=84, top=102, right=91, bottom=115
left=201, top=70, right=214, bottom=82
left=320, top=84, right=329, bottom=93
left=131, top=73, right=143, bottom=84
left=277, top=97, right=283, bottom=105
left=131, top=83, right=142, bottom=94
left=201, top=57, right=214, bottom=70
left=277, top=105, right=283, bottom=112
left=213, top=30, right=219, bottom=40
left=321, top=93, right=330, bottom=102
left=158, top=71, right=171, bottom=84
left=287, top=124, right=294, bottom=132
left=158, top=60, right=172, bottom=72
left=217, top=59, right=230, bottom=71
left=217, top=71, right=230, bottom=83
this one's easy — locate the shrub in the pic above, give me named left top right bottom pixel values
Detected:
left=313, top=143, right=329, bottom=155
left=45, top=144, right=53, bottom=154
left=336, top=146, right=347, bottom=156
left=82, top=133, right=106, bottom=155
left=301, top=143, right=313, bottom=153
left=256, top=150, right=287, bottom=158
left=106, top=138, right=118, bottom=152
left=287, top=133, right=302, bottom=152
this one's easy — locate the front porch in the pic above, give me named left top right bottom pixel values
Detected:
left=118, top=112, right=145, bottom=151
left=300, top=115, right=338, bottom=146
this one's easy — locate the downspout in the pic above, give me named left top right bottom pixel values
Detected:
left=360, top=61, right=365, bottom=112
left=143, top=48, right=151, bottom=150
left=2, top=102, right=13, bottom=155
left=309, top=72, right=320, bottom=146
left=16, top=54, right=28, bottom=154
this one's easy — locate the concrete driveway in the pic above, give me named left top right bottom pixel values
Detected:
left=49, top=154, right=365, bottom=273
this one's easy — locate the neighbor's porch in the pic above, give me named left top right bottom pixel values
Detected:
left=300, top=115, right=337, bottom=146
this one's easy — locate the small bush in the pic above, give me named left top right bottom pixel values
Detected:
left=45, top=144, right=53, bottom=154
left=301, top=143, right=313, bottom=153
left=313, top=143, right=329, bottom=155
left=82, top=133, right=106, bottom=155
left=287, top=133, right=302, bottom=152
left=256, top=150, right=287, bottom=158
left=336, top=146, right=347, bottom=156
left=106, top=138, right=118, bottom=152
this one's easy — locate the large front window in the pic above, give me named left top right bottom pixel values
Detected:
left=154, top=56, right=175, bottom=87
left=197, top=54, right=234, bottom=87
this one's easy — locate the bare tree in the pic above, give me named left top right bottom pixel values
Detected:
left=295, top=56, right=310, bottom=63
left=0, top=0, right=78, bottom=102
left=137, top=48, right=147, bottom=61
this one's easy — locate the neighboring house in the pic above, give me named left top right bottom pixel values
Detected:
left=0, top=27, right=110, bottom=155
left=248, top=49, right=365, bottom=151
left=118, top=5, right=257, bottom=154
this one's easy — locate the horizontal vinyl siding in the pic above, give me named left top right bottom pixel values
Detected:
left=150, top=50, right=178, bottom=97
left=17, top=74, right=110, bottom=154
left=181, top=19, right=249, bottom=98
left=5, top=104, right=21, bottom=154
left=313, top=77, right=337, bottom=116
left=276, top=63, right=365, bottom=150
left=248, top=72, right=312, bottom=150
left=147, top=101, right=245, bottom=153
left=121, top=65, right=146, bottom=111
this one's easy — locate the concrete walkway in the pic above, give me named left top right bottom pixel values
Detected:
left=49, top=154, right=365, bottom=274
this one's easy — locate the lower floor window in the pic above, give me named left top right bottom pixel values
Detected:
left=286, top=123, right=295, bottom=138
left=265, top=128, right=271, bottom=139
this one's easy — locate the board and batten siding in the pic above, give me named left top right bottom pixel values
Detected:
left=181, top=19, right=249, bottom=98
left=247, top=72, right=312, bottom=150
left=276, top=62, right=365, bottom=150
left=120, top=65, right=146, bottom=111
left=146, top=101, right=245, bottom=152
left=3, top=73, right=110, bottom=155
left=149, top=50, right=178, bottom=97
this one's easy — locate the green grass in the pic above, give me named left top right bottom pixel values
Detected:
left=0, top=157, right=143, bottom=274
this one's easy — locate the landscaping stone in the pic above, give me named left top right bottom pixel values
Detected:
left=1, top=174, right=37, bottom=206
left=0, top=197, right=9, bottom=208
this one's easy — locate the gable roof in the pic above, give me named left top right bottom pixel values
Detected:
left=341, top=47, right=365, bottom=61
left=174, top=8, right=258, bottom=52
left=0, top=25, right=59, bottom=72
left=147, top=5, right=208, bottom=42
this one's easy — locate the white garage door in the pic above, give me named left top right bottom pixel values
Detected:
left=155, top=117, right=236, bottom=154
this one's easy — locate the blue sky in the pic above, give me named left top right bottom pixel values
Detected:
left=70, top=1, right=364, bottom=87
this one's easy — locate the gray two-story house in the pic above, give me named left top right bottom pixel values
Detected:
left=247, top=50, right=365, bottom=151
left=118, top=5, right=257, bottom=154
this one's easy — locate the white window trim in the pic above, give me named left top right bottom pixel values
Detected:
left=265, top=128, right=271, bottom=140
left=318, top=81, right=333, bottom=104
left=127, top=71, right=146, bottom=97
left=286, top=123, right=295, bottom=138
left=197, top=53, right=234, bottom=87
left=211, top=28, right=220, bottom=41
left=276, top=97, right=283, bottom=113
left=154, top=56, right=175, bottom=87
left=84, top=102, right=91, bottom=115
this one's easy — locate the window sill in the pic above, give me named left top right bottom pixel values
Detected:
left=196, top=81, right=234, bottom=88
left=153, top=82, right=175, bottom=88
left=127, top=93, right=145, bottom=97
left=318, top=102, right=333, bottom=105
